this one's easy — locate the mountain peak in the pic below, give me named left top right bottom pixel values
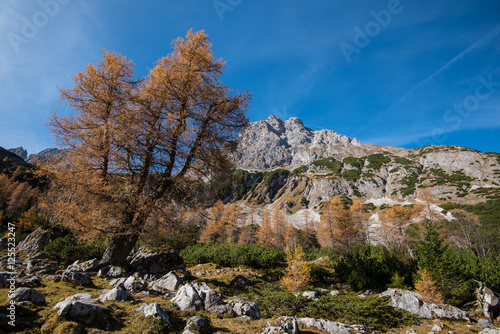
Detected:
left=235, top=115, right=363, bottom=170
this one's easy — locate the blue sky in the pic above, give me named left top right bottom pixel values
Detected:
left=1, top=0, right=499, bottom=155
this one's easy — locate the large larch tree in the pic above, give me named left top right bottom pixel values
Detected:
left=45, top=30, right=251, bottom=266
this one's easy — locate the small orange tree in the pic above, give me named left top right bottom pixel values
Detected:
left=317, top=197, right=364, bottom=252
left=281, top=244, right=311, bottom=294
left=381, top=204, right=421, bottom=255
left=414, top=268, right=444, bottom=304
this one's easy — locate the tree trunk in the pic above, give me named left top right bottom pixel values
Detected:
left=99, top=233, right=139, bottom=268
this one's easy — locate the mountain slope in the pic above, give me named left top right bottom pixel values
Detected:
left=229, top=116, right=500, bottom=208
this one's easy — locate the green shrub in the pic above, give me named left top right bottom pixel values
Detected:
left=308, top=294, right=415, bottom=331
left=364, top=154, right=391, bottom=170
left=292, top=166, right=306, bottom=176
left=400, top=171, right=420, bottom=197
left=180, top=243, right=285, bottom=268
left=334, top=245, right=415, bottom=291
left=304, top=247, right=338, bottom=262
left=440, top=198, right=500, bottom=227
left=262, top=169, right=289, bottom=185
left=363, top=203, right=376, bottom=211
left=32, top=214, right=51, bottom=230
left=312, top=157, right=342, bottom=175
left=342, top=169, right=362, bottom=181
left=232, top=169, right=264, bottom=200
left=246, top=284, right=310, bottom=318
left=44, top=234, right=105, bottom=264
left=246, top=284, right=414, bottom=332
left=342, top=157, right=364, bottom=169
left=394, top=157, right=413, bottom=165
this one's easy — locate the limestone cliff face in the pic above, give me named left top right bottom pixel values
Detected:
left=234, top=115, right=364, bottom=170
left=8, top=147, right=28, bottom=160
left=27, top=148, right=66, bottom=164
left=230, top=115, right=500, bottom=207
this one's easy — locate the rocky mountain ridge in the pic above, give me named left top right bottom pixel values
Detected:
left=233, top=115, right=365, bottom=170
left=228, top=115, right=500, bottom=209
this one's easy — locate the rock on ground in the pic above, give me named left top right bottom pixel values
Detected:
left=479, top=329, right=500, bottom=334
left=16, top=228, right=53, bottom=255
left=230, top=275, right=253, bottom=288
left=61, top=271, right=91, bottom=285
left=65, top=258, right=99, bottom=272
left=148, top=272, right=181, bottom=292
left=171, top=282, right=260, bottom=319
left=301, top=290, right=320, bottom=301
left=476, top=282, right=500, bottom=320
left=98, top=286, right=133, bottom=302
left=262, top=317, right=299, bottom=334
left=134, top=302, right=171, bottom=325
left=380, top=288, right=469, bottom=320
left=0, top=272, right=15, bottom=287
left=54, top=294, right=110, bottom=324
left=8, top=287, right=45, bottom=304
left=127, top=247, right=183, bottom=276
left=170, top=283, right=205, bottom=311
left=110, top=275, right=147, bottom=292
left=297, top=318, right=366, bottom=334
left=226, top=298, right=261, bottom=320
left=182, top=315, right=209, bottom=334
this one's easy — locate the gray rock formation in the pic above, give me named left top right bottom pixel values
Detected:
left=229, top=116, right=500, bottom=207
left=171, top=282, right=260, bottom=318
left=27, top=148, right=66, bottom=164
left=134, top=302, right=171, bottom=325
left=0, top=146, right=25, bottom=163
left=479, top=329, right=500, bottom=334
left=297, top=317, right=366, bottom=333
left=380, top=288, right=469, bottom=320
left=301, top=290, right=320, bottom=301
left=183, top=315, right=209, bottom=334
left=65, top=259, right=99, bottom=272
left=0, top=272, right=16, bottom=287
left=230, top=275, right=253, bottom=288
left=16, top=275, right=42, bottom=287
left=127, top=247, right=183, bottom=276
left=148, top=272, right=182, bottom=292
left=477, top=319, right=495, bottom=329
left=171, top=283, right=204, bottom=311
left=26, top=256, right=58, bottom=276
left=262, top=317, right=299, bottom=334
left=110, top=275, right=147, bottom=292
left=61, top=271, right=91, bottom=285
left=53, top=293, right=110, bottom=324
left=234, top=115, right=363, bottom=170
left=97, top=286, right=133, bottom=302
left=106, top=266, right=126, bottom=278
left=8, top=147, right=27, bottom=160
left=476, top=282, right=500, bottom=320
left=226, top=298, right=261, bottom=319
left=16, top=228, right=53, bottom=255
left=8, top=287, right=45, bottom=304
